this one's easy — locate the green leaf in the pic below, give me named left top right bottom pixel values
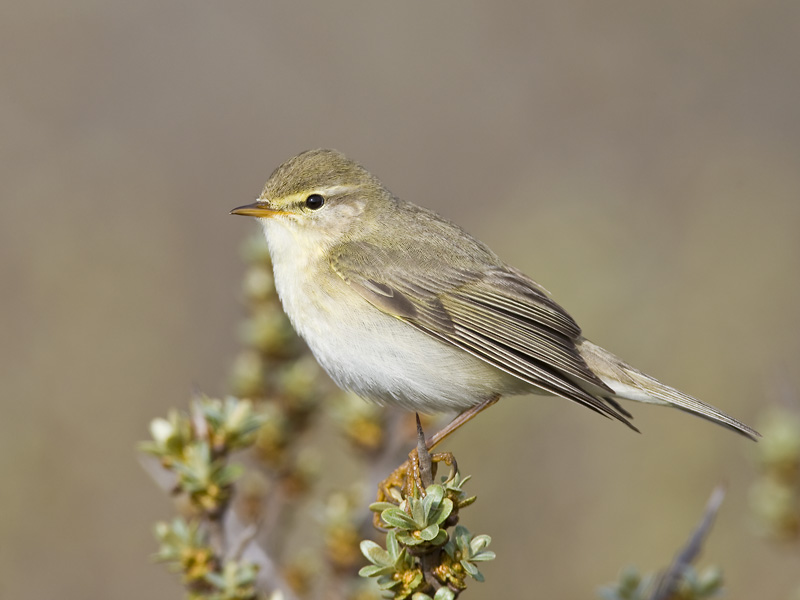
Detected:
left=386, top=530, right=401, bottom=560
left=469, top=534, right=491, bottom=554
left=381, top=507, right=418, bottom=530
left=452, top=525, right=470, bottom=544
left=433, top=588, right=456, bottom=600
left=430, top=529, right=448, bottom=546
left=418, top=524, right=441, bottom=541
left=359, top=564, right=394, bottom=578
left=411, top=496, right=426, bottom=526
left=423, top=484, right=445, bottom=515
left=427, top=498, right=453, bottom=527
left=396, top=530, right=421, bottom=546
left=442, top=537, right=456, bottom=558
left=360, top=540, right=392, bottom=567
left=369, top=501, right=398, bottom=513
left=378, top=576, right=402, bottom=590
left=457, top=495, right=477, bottom=509
left=461, top=560, right=485, bottom=582
left=461, top=560, right=478, bottom=577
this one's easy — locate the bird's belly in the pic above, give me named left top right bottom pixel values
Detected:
left=310, top=308, right=523, bottom=412
left=274, top=270, right=523, bottom=413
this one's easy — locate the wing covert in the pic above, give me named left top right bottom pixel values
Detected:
left=329, top=241, right=632, bottom=426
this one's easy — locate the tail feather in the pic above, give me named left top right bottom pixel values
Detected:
left=578, top=339, right=760, bottom=441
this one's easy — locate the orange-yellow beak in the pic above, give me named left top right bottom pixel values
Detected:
left=230, top=202, right=285, bottom=218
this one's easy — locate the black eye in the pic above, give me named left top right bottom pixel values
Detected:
left=305, top=194, right=325, bottom=210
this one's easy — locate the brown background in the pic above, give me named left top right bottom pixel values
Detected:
left=2, top=1, right=799, bottom=598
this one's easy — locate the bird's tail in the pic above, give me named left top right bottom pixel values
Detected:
left=577, top=339, right=760, bottom=441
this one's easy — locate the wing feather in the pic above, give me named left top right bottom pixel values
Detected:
left=329, top=241, right=633, bottom=426
left=442, top=293, right=600, bottom=384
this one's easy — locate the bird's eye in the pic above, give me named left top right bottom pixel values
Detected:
left=305, top=194, right=325, bottom=210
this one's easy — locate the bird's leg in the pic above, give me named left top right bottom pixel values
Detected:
left=425, top=394, right=501, bottom=451
left=406, top=394, right=500, bottom=494
left=375, top=415, right=440, bottom=507
left=415, top=413, right=435, bottom=488
left=406, top=414, right=458, bottom=495
left=374, top=396, right=500, bottom=526
left=374, top=416, right=458, bottom=528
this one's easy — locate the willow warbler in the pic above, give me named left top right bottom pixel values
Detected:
left=231, top=149, right=758, bottom=441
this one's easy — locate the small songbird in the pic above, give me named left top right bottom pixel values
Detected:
left=231, top=149, right=758, bottom=442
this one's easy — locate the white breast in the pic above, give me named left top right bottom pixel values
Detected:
left=259, top=219, right=524, bottom=413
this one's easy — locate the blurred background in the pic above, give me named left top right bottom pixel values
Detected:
left=2, top=0, right=799, bottom=597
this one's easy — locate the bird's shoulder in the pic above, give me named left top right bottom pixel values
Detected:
left=328, top=211, right=581, bottom=341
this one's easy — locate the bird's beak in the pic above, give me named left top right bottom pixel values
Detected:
left=230, top=202, right=285, bottom=218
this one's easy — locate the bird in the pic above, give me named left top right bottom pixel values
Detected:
left=231, top=148, right=759, bottom=443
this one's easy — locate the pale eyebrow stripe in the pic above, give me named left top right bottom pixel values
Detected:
left=260, top=185, right=362, bottom=204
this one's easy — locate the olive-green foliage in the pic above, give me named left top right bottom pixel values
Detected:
left=360, top=474, right=494, bottom=599
left=143, top=398, right=266, bottom=599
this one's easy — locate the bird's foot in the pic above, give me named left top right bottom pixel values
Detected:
left=373, top=414, right=457, bottom=528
